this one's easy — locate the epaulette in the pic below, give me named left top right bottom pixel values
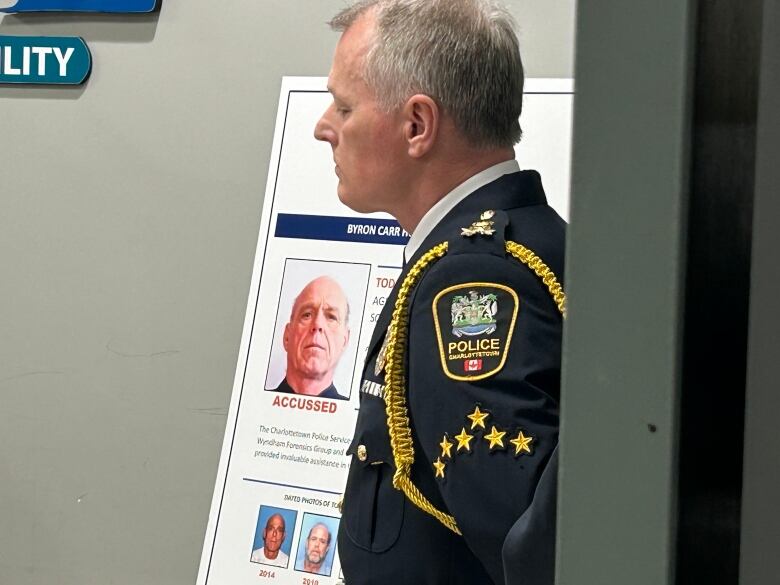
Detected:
left=382, top=209, right=567, bottom=536
left=450, top=209, right=510, bottom=257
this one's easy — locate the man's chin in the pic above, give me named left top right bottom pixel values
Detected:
left=337, top=187, right=374, bottom=214
left=299, top=366, right=329, bottom=381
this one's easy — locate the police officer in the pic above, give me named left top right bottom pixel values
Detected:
left=314, top=1, right=566, bottom=583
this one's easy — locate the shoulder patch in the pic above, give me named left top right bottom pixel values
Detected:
left=432, top=282, right=519, bottom=381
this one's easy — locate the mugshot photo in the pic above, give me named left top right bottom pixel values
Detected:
left=249, top=505, right=298, bottom=569
left=294, top=512, right=340, bottom=577
left=265, top=258, right=370, bottom=401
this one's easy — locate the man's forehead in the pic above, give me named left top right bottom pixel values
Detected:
left=291, top=283, right=347, bottom=320
left=297, top=298, right=343, bottom=311
left=329, top=12, right=375, bottom=86
left=328, top=55, right=365, bottom=95
left=297, top=279, right=345, bottom=301
left=311, top=526, right=328, bottom=537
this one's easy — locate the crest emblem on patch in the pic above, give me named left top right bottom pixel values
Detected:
left=433, top=282, right=519, bottom=381
left=451, top=290, right=498, bottom=337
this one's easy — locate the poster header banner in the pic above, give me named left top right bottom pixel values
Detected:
left=0, top=0, right=157, bottom=13
left=275, top=214, right=410, bottom=246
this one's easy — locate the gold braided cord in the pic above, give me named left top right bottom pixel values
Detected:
left=505, top=241, right=567, bottom=316
left=383, top=239, right=566, bottom=535
left=384, top=242, right=461, bottom=534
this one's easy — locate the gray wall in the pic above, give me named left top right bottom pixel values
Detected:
left=741, top=0, right=780, bottom=583
left=557, top=1, right=692, bottom=583
left=0, top=2, right=575, bottom=584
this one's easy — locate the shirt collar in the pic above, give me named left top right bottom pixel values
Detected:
left=404, top=159, right=521, bottom=261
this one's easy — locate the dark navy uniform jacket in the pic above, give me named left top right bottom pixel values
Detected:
left=338, top=171, right=565, bottom=585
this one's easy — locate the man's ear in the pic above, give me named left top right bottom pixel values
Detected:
left=283, top=323, right=290, bottom=352
left=403, top=94, right=440, bottom=158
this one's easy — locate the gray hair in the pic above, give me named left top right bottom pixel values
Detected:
left=329, top=0, right=524, bottom=148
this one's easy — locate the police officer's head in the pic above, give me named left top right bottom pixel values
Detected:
left=315, top=0, right=523, bottom=229
left=283, top=276, right=350, bottom=393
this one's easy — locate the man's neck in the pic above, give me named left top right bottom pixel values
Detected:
left=393, top=147, right=515, bottom=233
left=285, top=372, right=332, bottom=396
left=303, top=561, right=323, bottom=573
left=264, top=548, right=279, bottom=560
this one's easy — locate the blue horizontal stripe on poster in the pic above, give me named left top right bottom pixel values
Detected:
left=0, top=0, right=157, bottom=13
left=0, top=36, right=91, bottom=85
left=275, top=213, right=410, bottom=246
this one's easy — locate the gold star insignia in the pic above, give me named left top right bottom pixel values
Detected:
left=480, top=210, right=496, bottom=220
left=454, top=428, right=474, bottom=452
left=440, top=435, right=454, bottom=459
left=509, top=431, right=534, bottom=456
left=484, top=426, right=507, bottom=450
left=466, top=405, right=490, bottom=430
left=433, top=457, right=446, bottom=479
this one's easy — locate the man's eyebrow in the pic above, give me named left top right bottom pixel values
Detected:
left=327, top=86, right=346, bottom=102
left=295, top=301, right=317, bottom=314
left=323, top=303, right=345, bottom=318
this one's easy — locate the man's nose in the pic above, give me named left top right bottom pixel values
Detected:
left=311, top=310, right=327, bottom=330
left=314, top=103, right=337, bottom=145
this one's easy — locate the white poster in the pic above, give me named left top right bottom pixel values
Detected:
left=197, top=77, right=573, bottom=585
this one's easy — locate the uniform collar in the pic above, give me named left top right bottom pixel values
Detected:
left=404, top=160, right=520, bottom=261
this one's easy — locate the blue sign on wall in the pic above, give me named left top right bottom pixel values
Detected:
left=0, top=36, right=91, bottom=85
left=0, top=0, right=157, bottom=13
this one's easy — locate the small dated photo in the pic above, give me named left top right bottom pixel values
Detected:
left=293, top=512, right=340, bottom=577
left=249, top=505, right=298, bottom=569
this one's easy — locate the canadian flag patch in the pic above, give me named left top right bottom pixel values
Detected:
left=464, top=359, right=483, bottom=372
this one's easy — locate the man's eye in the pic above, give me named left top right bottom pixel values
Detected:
left=337, top=107, right=351, bottom=116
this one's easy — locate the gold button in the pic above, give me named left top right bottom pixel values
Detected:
left=337, top=496, right=344, bottom=514
left=357, top=444, right=367, bottom=462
